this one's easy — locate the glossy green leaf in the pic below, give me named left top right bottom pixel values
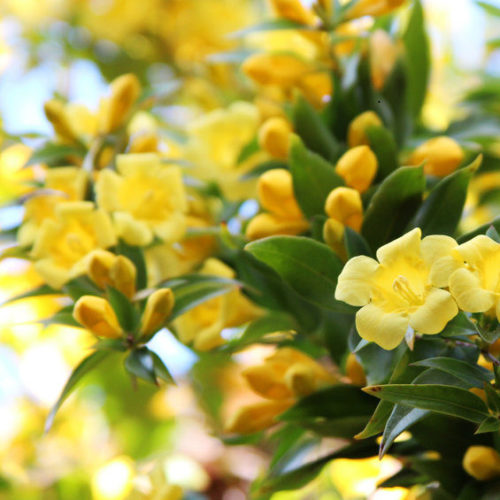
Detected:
left=107, top=286, right=140, bottom=333
left=63, top=275, right=102, bottom=301
left=475, top=416, right=500, bottom=434
left=364, top=384, right=490, bottom=423
left=366, top=125, right=399, bottom=181
left=124, top=347, right=157, bottom=384
left=289, top=135, right=343, bottom=218
left=245, top=235, right=349, bottom=312
left=26, top=142, right=86, bottom=167
left=2, top=283, right=61, bottom=306
left=115, top=241, right=148, bottom=290
left=46, top=350, right=111, bottom=431
left=344, top=226, right=373, bottom=258
left=361, top=166, right=425, bottom=250
left=476, top=1, right=500, bottom=17
left=410, top=155, right=481, bottom=236
left=150, top=351, right=175, bottom=384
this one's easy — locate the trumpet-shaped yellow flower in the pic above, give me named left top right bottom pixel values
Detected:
left=140, top=288, right=175, bottom=337
left=346, top=0, right=405, bottom=19
left=335, top=145, right=378, bottom=193
left=335, top=228, right=459, bottom=350
left=258, top=116, right=292, bottom=160
left=31, top=202, right=116, bottom=289
left=246, top=168, right=309, bottom=240
left=96, top=153, right=187, bottom=246
left=448, top=235, right=500, bottom=320
left=348, top=111, right=383, bottom=148
left=325, top=187, right=363, bottom=231
left=73, top=295, right=123, bottom=339
left=18, top=167, right=88, bottom=246
left=409, top=137, right=464, bottom=177
left=226, top=347, right=334, bottom=434
left=174, top=259, right=261, bottom=351
left=86, top=249, right=137, bottom=298
left=463, top=446, right=500, bottom=481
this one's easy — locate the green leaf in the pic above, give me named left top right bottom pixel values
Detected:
left=63, top=276, right=102, bottom=302
left=240, top=160, right=288, bottom=180
left=292, top=96, right=340, bottom=162
left=288, top=135, right=344, bottom=218
left=150, top=351, right=175, bottom=384
left=45, top=350, right=111, bottom=431
left=366, top=126, right=399, bottom=181
left=476, top=416, right=500, bottom=434
left=280, top=385, right=377, bottom=438
left=26, top=142, right=86, bottom=167
left=124, top=347, right=157, bottom=384
left=487, top=225, right=500, bottom=242
left=403, top=0, right=430, bottom=118
left=115, top=241, right=147, bottom=291
left=411, top=358, right=493, bottom=389
left=410, top=155, right=481, bottom=236
left=344, top=226, right=373, bottom=258
left=440, top=312, right=479, bottom=338
left=485, top=384, right=500, bottom=414
left=245, top=236, right=349, bottom=312
left=237, top=135, right=259, bottom=164
left=362, top=166, right=425, bottom=250
left=378, top=468, right=429, bottom=488
left=41, top=307, right=80, bottom=328
left=363, top=384, right=490, bottom=423
left=93, top=338, right=127, bottom=352
left=476, top=1, right=500, bottom=17
left=2, top=284, right=61, bottom=306
left=107, top=286, right=139, bottom=333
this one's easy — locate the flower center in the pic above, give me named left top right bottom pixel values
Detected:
left=392, top=275, right=423, bottom=305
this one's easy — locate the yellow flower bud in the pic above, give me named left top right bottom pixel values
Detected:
left=346, top=0, right=405, bottom=19
left=335, top=145, right=378, bottom=193
left=44, top=99, right=78, bottom=143
left=296, top=71, right=333, bottom=108
left=348, top=111, right=383, bottom=148
left=99, top=73, right=141, bottom=133
left=325, top=187, right=363, bottom=231
left=129, top=132, right=159, bottom=153
left=258, top=117, right=292, bottom=160
left=242, top=53, right=310, bottom=88
left=409, top=136, right=464, bottom=177
left=370, top=30, right=398, bottom=91
left=345, top=352, right=366, bottom=386
left=140, top=288, right=175, bottom=337
left=284, top=362, right=318, bottom=397
left=258, top=168, right=302, bottom=218
left=110, top=255, right=136, bottom=299
left=243, top=364, right=294, bottom=400
left=87, top=249, right=116, bottom=289
left=463, top=446, right=500, bottom=481
left=246, top=213, right=309, bottom=240
left=323, top=218, right=346, bottom=260
left=73, top=296, right=123, bottom=339
left=269, top=0, right=317, bottom=24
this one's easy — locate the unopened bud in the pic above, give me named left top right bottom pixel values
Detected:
left=258, top=117, right=292, bottom=160
left=335, top=145, right=378, bottom=193
left=140, top=288, right=175, bottom=337
left=73, top=295, right=122, bottom=338
left=463, top=446, right=500, bottom=481
left=348, top=111, right=383, bottom=148
left=325, top=187, right=363, bottom=231
left=44, top=99, right=78, bottom=143
left=409, top=136, right=464, bottom=177
left=110, top=255, right=136, bottom=298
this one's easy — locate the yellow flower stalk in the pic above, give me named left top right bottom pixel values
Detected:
left=31, top=202, right=116, bottom=289
left=96, top=153, right=188, bottom=246
left=246, top=168, right=309, bottom=240
left=73, top=296, right=123, bottom=339
left=346, top=0, right=406, bottom=19
left=269, top=0, right=317, bottom=25
left=448, top=235, right=500, bottom=321
left=463, top=446, right=500, bottom=481
left=325, top=186, right=363, bottom=231
left=18, top=167, right=88, bottom=246
left=335, top=228, right=459, bottom=350
left=335, top=145, right=378, bottom=193
left=258, top=116, right=292, bottom=160
left=347, top=111, right=383, bottom=148
left=98, top=73, right=141, bottom=134
left=226, top=347, right=334, bottom=434
left=409, top=137, right=464, bottom=177
left=140, top=288, right=175, bottom=337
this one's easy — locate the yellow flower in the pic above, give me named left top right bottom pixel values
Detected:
left=346, top=0, right=406, bottom=19
left=31, top=202, right=116, bottom=289
left=448, top=235, right=500, bottom=320
left=44, top=99, right=80, bottom=143
left=18, top=167, right=88, bottom=246
left=226, top=347, right=334, bottom=433
left=98, top=73, right=141, bottom=134
left=409, top=137, right=464, bottom=177
left=96, top=153, right=187, bottom=246
left=463, top=446, right=500, bottom=481
left=325, top=187, right=363, bottom=231
left=370, top=30, right=399, bottom=91
left=269, top=0, right=317, bottom=25
left=0, top=144, right=35, bottom=204
left=73, top=295, right=123, bottom=339
left=173, top=259, right=261, bottom=351
left=246, top=168, right=309, bottom=240
left=335, top=228, right=459, bottom=350
left=140, top=288, right=175, bottom=337
left=86, top=249, right=137, bottom=298
left=347, top=111, right=383, bottom=148
left=258, top=116, right=292, bottom=160
left=335, top=145, right=378, bottom=193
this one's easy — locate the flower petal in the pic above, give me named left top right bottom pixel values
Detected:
left=429, top=254, right=463, bottom=288
left=409, top=288, right=458, bottom=334
left=449, top=268, right=495, bottom=313
left=376, top=228, right=422, bottom=266
left=335, top=255, right=379, bottom=306
left=421, top=234, right=458, bottom=267
left=114, top=212, right=153, bottom=246
left=355, top=303, right=408, bottom=350
left=458, top=235, right=500, bottom=268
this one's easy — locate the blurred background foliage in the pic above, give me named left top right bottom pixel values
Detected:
left=1, top=1, right=500, bottom=499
